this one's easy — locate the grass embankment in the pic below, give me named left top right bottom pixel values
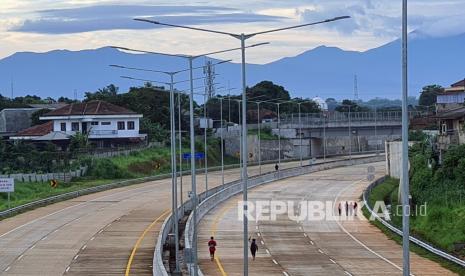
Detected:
left=0, top=179, right=117, bottom=211
left=0, top=138, right=238, bottom=213
left=365, top=177, right=465, bottom=275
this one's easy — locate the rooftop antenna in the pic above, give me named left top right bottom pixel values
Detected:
left=353, top=74, right=359, bottom=101
left=74, top=89, right=78, bottom=101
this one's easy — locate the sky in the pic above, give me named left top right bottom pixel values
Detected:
left=1, top=0, right=465, bottom=64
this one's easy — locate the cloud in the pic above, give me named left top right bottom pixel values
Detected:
left=415, top=15, right=465, bottom=38
left=9, top=4, right=287, bottom=34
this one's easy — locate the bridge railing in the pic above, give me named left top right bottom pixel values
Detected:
left=279, top=111, right=422, bottom=126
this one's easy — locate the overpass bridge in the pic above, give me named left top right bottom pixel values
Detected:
left=218, top=111, right=422, bottom=159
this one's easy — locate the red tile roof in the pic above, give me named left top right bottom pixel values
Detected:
left=15, top=121, right=53, bottom=137
left=451, top=79, right=465, bottom=87
left=42, top=100, right=137, bottom=117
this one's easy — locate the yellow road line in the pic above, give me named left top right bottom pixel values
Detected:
left=210, top=204, right=234, bottom=276
left=125, top=209, right=171, bottom=276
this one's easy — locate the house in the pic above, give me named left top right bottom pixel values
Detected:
left=0, top=103, right=67, bottom=138
left=436, top=107, right=465, bottom=158
left=436, top=78, right=465, bottom=112
left=11, top=101, right=146, bottom=148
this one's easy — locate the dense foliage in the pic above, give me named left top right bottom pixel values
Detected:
left=0, top=140, right=73, bottom=174
left=205, top=81, right=321, bottom=123
left=419, top=85, right=444, bottom=107
left=0, top=94, right=77, bottom=111
left=334, top=99, right=371, bottom=112
left=84, top=83, right=190, bottom=131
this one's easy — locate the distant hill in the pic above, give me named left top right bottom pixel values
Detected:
left=0, top=32, right=464, bottom=100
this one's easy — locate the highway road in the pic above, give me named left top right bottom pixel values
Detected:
left=0, top=157, right=326, bottom=276
left=198, top=162, right=456, bottom=276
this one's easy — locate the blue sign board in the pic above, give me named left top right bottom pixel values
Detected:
left=182, top=152, right=205, bottom=160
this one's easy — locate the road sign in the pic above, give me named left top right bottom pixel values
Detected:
left=50, top=179, right=58, bottom=188
left=0, top=178, right=14, bottom=192
left=194, top=152, right=205, bottom=159
left=183, top=152, right=205, bottom=160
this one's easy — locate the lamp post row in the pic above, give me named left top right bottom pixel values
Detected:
left=119, top=15, right=352, bottom=276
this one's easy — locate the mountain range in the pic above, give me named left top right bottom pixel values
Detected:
left=0, top=31, right=464, bottom=101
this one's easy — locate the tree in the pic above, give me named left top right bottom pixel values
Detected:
left=58, top=97, right=79, bottom=104
left=419, top=85, right=443, bottom=107
left=325, top=98, right=338, bottom=111
left=84, top=84, right=119, bottom=102
left=69, top=132, right=90, bottom=152
left=30, top=109, right=52, bottom=126
left=335, top=99, right=370, bottom=112
left=140, top=118, right=169, bottom=143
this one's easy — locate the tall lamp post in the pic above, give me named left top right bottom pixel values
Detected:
left=135, top=16, right=351, bottom=275
left=112, top=46, right=262, bottom=276
left=120, top=74, right=182, bottom=273
left=401, top=0, right=410, bottom=274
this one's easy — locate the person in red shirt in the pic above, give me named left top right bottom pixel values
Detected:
left=208, top=236, right=217, bottom=261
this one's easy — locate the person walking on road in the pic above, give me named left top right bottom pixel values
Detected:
left=345, top=201, right=349, bottom=216
left=338, top=202, right=342, bottom=216
left=275, top=163, right=279, bottom=171
left=353, top=201, right=358, bottom=216
left=208, top=236, right=217, bottom=261
left=250, top=238, right=258, bottom=260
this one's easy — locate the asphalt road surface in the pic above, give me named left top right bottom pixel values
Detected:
left=0, top=157, right=336, bottom=276
left=198, top=162, right=456, bottom=276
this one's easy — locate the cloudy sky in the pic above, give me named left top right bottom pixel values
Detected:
left=1, top=0, right=465, bottom=63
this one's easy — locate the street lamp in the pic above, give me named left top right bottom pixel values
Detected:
left=401, top=0, right=410, bottom=274
left=114, top=43, right=269, bottom=276
left=135, top=16, right=351, bottom=275
left=121, top=73, right=181, bottom=272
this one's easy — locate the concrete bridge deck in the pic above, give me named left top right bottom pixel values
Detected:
left=197, top=163, right=455, bottom=276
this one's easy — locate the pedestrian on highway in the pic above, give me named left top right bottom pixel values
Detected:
left=250, top=238, right=258, bottom=260
left=275, top=163, right=279, bottom=171
left=338, top=202, right=342, bottom=216
left=349, top=202, right=354, bottom=216
left=353, top=201, right=358, bottom=216
left=345, top=201, right=349, bottom=216
left=208, top=236, right=217, bottom=261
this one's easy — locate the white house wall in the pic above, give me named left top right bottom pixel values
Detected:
left=51, top=117, right=141, bottom=139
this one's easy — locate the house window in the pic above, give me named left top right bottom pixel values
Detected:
left=91, top=122, right=99, bottom=126
left=117, top=121, right=125, bottom=130
left=71, top=122, right=79, bottom=131
left=127, top=121, right=135, bottom=130
left=60, top=123, right=66, bottom=131
left=101, top=122, right=111, bottom=126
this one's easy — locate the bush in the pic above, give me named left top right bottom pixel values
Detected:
left=90, top=159, right=130, bottom=179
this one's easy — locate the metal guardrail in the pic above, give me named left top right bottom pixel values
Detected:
left=0, top=173, right=174, bottom=219
left=153, top=154, right=385, bottom=276
left=363, top=178, right=465, bottom=268
left=0, top=161, right=249, bottom=220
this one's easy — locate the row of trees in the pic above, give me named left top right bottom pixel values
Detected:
left=204, top=81, right=321, bottom=123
